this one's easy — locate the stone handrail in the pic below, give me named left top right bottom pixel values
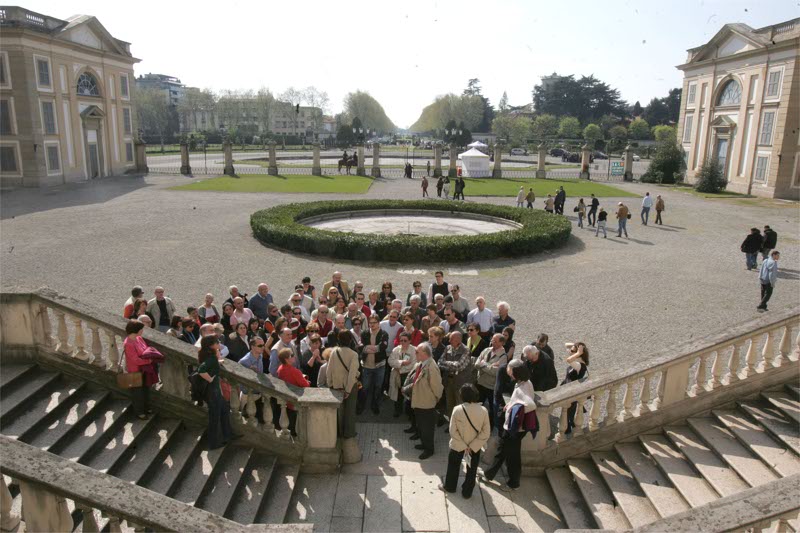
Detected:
left=526, top=306, right=800, bottom=465
left=0, top=289, right=342, bottom=470
left=0, top=435, right=310, bottom=532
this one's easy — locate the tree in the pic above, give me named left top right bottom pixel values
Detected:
left=531, top=113, right=558, bottom=140
left=558, top=116, right=581, bottom=139
left=410, top=93, right=486, bottom=133
left=652, top=125, right=677, bottom=144
left=632, top=101, right=643, bottom=117
left=462, top=78, right=494, bottom=131
left=136, top=87, right=173, bottom=149
left=583, top=124, right=603, bottom=148
left=608, top=125, right=628, bottom=152
left=665, top=88, right=682, bottom=124
left=694, top=159, right=725, bottom=192
left=642, top=89, right=682, bottom=126
left=177, top=87, right=215, bottom=133
left=599, top=114, right=619, bottom=136
left=629, top=118, right=651, bottom=140
left=532, top=73, right=627, bottom=124
left=303, top=86, right=329, bottom=138
left=279, top=87, right=305, bottom=136
left=492, top=115, right=530, bottom=147
left=642, top=141, right=685, bottom=184
left=498, top=91, right=509, bottom=113
left=255, top=87, right=276, bottom=137
left=342, top=90, right=395, bottom=133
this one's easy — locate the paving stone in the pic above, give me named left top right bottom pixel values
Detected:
left=488, top=515, right=521, bottom=532
left=287, top=474, right=339, bottom=531
left=333, top=473, right=366, bottom=518
left=480, top=478, right=516, bottom=516
left=511, top=477, right=565, bottom=532
left=363, top=475, right=401, bottom=533
left=443, top=485, right=490, bottom=533
left=330, top=516, right=363, bottom=532
left=401, top=475, right=448, bottom=532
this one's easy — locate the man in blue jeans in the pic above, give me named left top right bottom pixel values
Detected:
left=641, top=192, right=653, bottom=225
left=359, top=315, right=389, bottom=414
left=757, top=250, right=780, bottom=311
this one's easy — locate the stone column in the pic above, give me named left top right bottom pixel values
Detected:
left=580, top=143, right=591, bottom=180
left=536, top=143, right=547, bottom=178
left=268, top=141, right=278, bottom=176
left=223, top=138, right=235, bottom=176
left=492, top=144, right=503, bottom=178
left=0, top=477, right=19, bottom=531
left=448, top=144, right=457, bottom=178
left=179, top=141, right=191, bottom=175
left=135, top=138, right=148, bottom=174
left=357, top=145, right=366, bottom=176
left=433, top=144, right=442, bottom=177
left=311, top=142, right=322, bottom=176
left=623, top=144, right=634, bottom=182
left=371, top=142, right=381, bottom=178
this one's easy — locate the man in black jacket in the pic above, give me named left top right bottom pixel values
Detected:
left=359, top=315, right=389, bottom=414
left=761, top=225, right=778, bottom=263
left=587, top=194, right=600, bottom=226
left=493, top=344, right=557, bottom=427
left=555, top=186, right=566, bottom=215
left=741, top=228, right=763, bottom=271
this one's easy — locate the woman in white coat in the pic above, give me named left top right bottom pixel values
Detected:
left=439, top=384, right=490, bottom=498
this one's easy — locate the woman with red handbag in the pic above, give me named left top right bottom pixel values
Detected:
left=123, top=320, right=153, bottom=420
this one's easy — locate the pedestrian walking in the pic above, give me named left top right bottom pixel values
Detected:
left=615, top=202, right=629, bottom=238
left=443, top=177, right=451, bottom=199
left=655, top=195, right=665, bottom=225
left=421, top=176, right=429, bottom=198
left=426, top=161, right=431, bottom=177
left=757, top=250, right=779, bottom=311
left=555, top=186, right=566, bottom=215
left=587, top=194, right=599, bottom=226
left=641, top=192, right=653, bottom=225
left=515, top=187, right=525, bottom=208
left=575, top=198, right=586, bottom=228
left=525, top=188, right=535, bottom=208
left=741, top=228, right=763, bottom=271
left=544, top=195, right=554, bottom=214
left=436, top=176, right=444, bottom=198
left=595, top=208, right=608, bottom=238
left=761, top=225, right=778, bottom=262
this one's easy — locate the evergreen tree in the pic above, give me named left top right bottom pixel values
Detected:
left=695, top=159, right=726, bottom=193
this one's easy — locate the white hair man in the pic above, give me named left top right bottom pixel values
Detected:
left=466, top=296, right=493, bottom=341
left=146, top=286, right=176, bottom=333
left=492, top=301, right=515, bottom=334
left=249, top=283, right=273, bottom=322
left=402, top=294, right=426, bottom=329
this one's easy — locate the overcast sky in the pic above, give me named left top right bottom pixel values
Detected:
left=24, top=0, right=799, bottom=128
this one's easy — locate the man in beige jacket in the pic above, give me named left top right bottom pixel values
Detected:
left=322, top=271, right=350, bottom=303
left=326, top=330, right=360, bottom=439
left=402, top=343, right=443, bottom=459
left=440, top=383, right=490, bottom=498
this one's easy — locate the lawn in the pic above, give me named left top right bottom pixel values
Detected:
left=462, top=178, right=638, bottom=198
left=170, top=174, right=374, bottom=194
left=658, top=184, right=753, bottom=199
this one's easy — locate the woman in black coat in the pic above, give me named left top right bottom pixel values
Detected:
left=226, top=322, right=250, bottom=362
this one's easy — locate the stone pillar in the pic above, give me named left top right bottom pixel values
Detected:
left=370, top=143, right=381, bottom=178
left=492, top=144, right=503, bottom=178
left=18, top=481, right=73, bottom=533
left=356, top=145, right=366, bottom=176
left=536, top=143, right=547, bottom=178
left=222, top=139, right=235, bottom=176
left=179, top=142, right=191, bottom=175
left=311, top=142, right=322, bottom=176
left=623, top=144, right=634, bottom=182
left=448, top=144, right=457, bottom=178
left=268, top=141, right=278, bottom=176
left=580, top=143, right=591, bottom=180
left=0, top=477, right=19, bottom=531
left=433, top=144, right=442, bottom=177
left=135, top=139, right=148, bottom=174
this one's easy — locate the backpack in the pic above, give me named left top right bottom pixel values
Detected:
left=189, top=372, right=209, bottom=403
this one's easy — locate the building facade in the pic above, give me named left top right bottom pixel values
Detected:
left=0, top=7, right=139, bottom=187
left=677, top=18, right=800, bottom=199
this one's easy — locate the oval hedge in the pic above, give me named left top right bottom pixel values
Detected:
left=250, top=200, right=572, bottom=263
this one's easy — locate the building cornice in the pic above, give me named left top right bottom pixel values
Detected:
left=676, top=38, right=799, bottom=71
left=0, top=27, right=140, bottom=64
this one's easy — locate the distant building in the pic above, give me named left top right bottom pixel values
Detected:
left=135, top=73, right=183, bottom=107
left=0, top=6, right=139, bottom=187
left=677, top=18, right=799, bottom=199
left=507, top=103, right=535, bottom=120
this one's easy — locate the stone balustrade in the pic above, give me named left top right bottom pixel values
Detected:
left=0, top=289, right=342, bottom=471
left=0, top=435, right=310, bottom=532
left=525, top=306, right=800, bottom=469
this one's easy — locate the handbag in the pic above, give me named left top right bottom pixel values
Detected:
left=626, top=213, right=632, bottom=219
left=117, top=371, right=143, bottom=389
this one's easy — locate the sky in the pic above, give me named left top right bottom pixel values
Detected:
left=23, top=0, right=800, bottom=128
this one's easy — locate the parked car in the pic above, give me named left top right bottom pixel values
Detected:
left=549, top=148, right=567, bottom=157
left=593, top=151, right=609, bottom=160
left=633, top=154, right=641, bottom=162
left=510, top=148, right=527, bottom=156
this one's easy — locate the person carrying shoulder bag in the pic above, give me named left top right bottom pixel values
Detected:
left=439, top=384, right=490, bottom=498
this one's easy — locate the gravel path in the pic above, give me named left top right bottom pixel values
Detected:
left=1, top=174, right=797, bottom=381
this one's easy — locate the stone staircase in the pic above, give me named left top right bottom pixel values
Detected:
left=0, top=363, right=300, bottom=528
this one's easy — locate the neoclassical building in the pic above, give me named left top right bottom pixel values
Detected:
left=0, top=7, right=139, bottom=187
left=677, top=18, right=799, bottom=199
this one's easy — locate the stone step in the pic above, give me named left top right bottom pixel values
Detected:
left=545, top=466, right=595, bottom=530
left=639, top=434, right=719, bottom=508
left=687, top=416, right=779, bottom=487
left=762, top=391, right=800, bottom=425
left=0, top=377, right=86, bottom=438
left=0, top=364, right=36, bottom=389
left=109, top=417, right=184, bottom=484
left=225, top=452, right=277, bottom=524
left=567, top=459, right=632, bottom=531
left=168, top=444, right=226, bottom=506
left=713, top=409, right=800, bottom=477
left=79, top=411, right=157, bottom=473
left=664, top=426, right=749, bottom=497
left=48, top=397, right=131, bottom=461
left=512, top=476, right=566, bottom=533
left=590, top=451, right=661, bottom=528
left=21, top=387, right=111, bottom=449
left=255, top=463, right=300, bottom=524
left=196, top=446, right=254, bottom=517
left=785, top=384, right=800, bottom=401
left=739, top=401, right=800, bottom=456
left=614, top=442, right=690, bottom=519
left=285, top=474, right=339, bottom=530
left=0, top=370, right=61, bottom=418
left=139, top=426, right=205, bottom=495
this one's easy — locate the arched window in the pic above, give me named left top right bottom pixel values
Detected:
left=76, top=72, right=100, bottom=96
left=717, top=80, right=741, bottom=106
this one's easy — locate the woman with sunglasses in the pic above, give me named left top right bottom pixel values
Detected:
left=405, top=281, right=428, bottom=307
left=395, top=313, right=422, bottom=347
left=376, top=281, right=396, bottom=319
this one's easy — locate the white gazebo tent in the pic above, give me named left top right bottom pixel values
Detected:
left=458, top=148, right=490, bottom=177
left=467, top=140, right=488, bottom=149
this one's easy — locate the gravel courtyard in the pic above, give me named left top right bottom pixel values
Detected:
left=1, top=173, right=797, bottom=380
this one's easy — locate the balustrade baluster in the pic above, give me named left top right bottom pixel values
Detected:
left=72, top=317, right=89, bottom=361
left=744, top=336, right=759, bottom=377
left=794, top=326, right=800, bottom=360
left=230, top=388, right=241, bottom=422
left=38, top=304, right=55, bottom=348
left=278, top=399, right=291, bottom=438
left=693, top=352, right=712, bottom=394
left=89, top=325, right=105, bottom=368
left=620, top=379, right=635, bottom=421
left=534, top=405, right=552, bottom=449
left=588, top=390, right=603, bottom=431
left=762, top=330, right=776, bottom=368
left=106, top=517, right=122, bottom=533
left=729, top=342, right=744, bottom=382
left=105, top=330, right=120, bottom=370
left=262, top=394, right=275, bottom=431
left=0, top=476, right=20, bottom=531
left=55, top=311, right=72, bottom=354
left=710, top=350, right=726, bottom=389
left=606, top=385, right=619, bottom=426
left=78, top=504, right=99, bottom=532
left=777, top=325, right=791, bottom=366
left=573, top=398, right=586, bottom=434
left=246, top=393, right=258, bottom=426
left=554, top=405, right=569, bottom=442
left=640, top=373, right=655, bottom=413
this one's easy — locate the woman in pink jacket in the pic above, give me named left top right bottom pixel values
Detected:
left=123, top=320, right=153, bottom=419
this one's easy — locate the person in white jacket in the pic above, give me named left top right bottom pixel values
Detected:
left=515, top=186, right=525, bottom=208
left=641, top=192, right=654, bottom=225
left=439, top=384, right=491, bottom=498
left=481, top=359, right=536, bottom=491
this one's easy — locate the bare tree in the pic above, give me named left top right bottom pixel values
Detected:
left=279, top=87, right=304, bottom=137
left=303, top=86, right=329, bottom=139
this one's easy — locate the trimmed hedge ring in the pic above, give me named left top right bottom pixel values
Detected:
left=250, top=200, right=572, bottom=263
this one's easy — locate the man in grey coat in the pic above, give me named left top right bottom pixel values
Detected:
left=757, top=250, right=780, bottom=312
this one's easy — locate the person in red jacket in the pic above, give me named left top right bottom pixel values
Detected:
left=394, top=313, right=423, bottom=347
left=276, top=347, right=310, bottom=437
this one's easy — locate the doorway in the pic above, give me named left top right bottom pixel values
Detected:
left=88, top=142, right=100, bottom=178
left=715, top=138, right=729, bottom=178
